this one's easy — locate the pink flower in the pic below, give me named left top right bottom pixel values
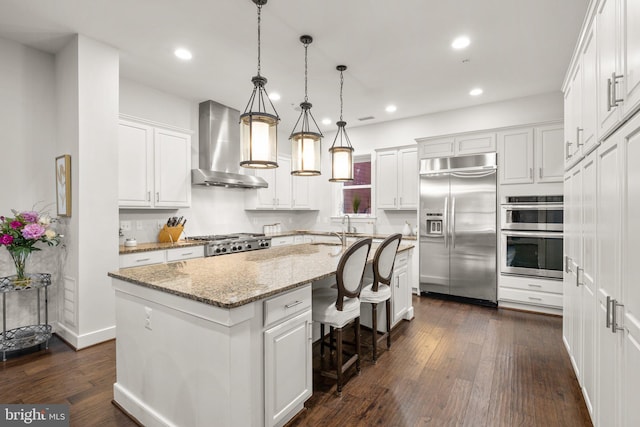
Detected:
left=21, top=211, right=39, bottom=223
left=10, top=221, right=22, bottom=229
left=0, top=234, right=13, bottom=245
left=22, top=223, right=45, bottom=239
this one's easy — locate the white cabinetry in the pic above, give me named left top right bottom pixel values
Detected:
left=246, top=156, right=315, bottom=210
left=391, top=250, right=410, bottom=325
left=498, top=123, right=564, bottom=185
left=118, top=245, right=204, bottom=268
left=118, top=118, right=191, bottom=209
left=416, top=132, right=495, bottom=159
left=263, top=285, right=312, bottom=427
left=376, top=146, right=417, bottom=210
left=270, top=236, right=295, bottom=247
left=498, top=275, right=563, bottom=315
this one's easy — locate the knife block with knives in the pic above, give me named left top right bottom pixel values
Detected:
left=158, top=225, right=184, bottom=243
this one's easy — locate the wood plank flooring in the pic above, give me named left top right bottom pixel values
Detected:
left=0, top=295, right=591, bottom=427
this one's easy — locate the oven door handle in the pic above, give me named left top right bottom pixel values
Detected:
left=501, top=204, right=563, bottom=210
left=502, top=230, right=563, bottom=238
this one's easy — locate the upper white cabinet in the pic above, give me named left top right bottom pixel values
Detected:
left=245, top=155, right=316, bottom=210
left=376, top=146, right=417, bottom=210
left=118, top=118, right=191, bottom=209
left=417, top=132, right=495, bottom=159
left=498, top=123, right=564, bottom=185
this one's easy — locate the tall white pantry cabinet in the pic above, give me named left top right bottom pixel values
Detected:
left=562, top=0, right=640, bottom=426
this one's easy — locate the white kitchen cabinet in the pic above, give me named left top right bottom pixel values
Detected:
left=376, top=146, right=418, bottom=210
left=118, top=118, right=191, bottom=209
left=246, top=155, right=315, bottom=210
left=263, top=286, right=312, bottom=427
left=498, top=275, right=563, bottom=314
left=270, top=236, right=295, bottom=247
left=119, top=245, right=204, bottom=268
left=416, top=132, right=495, bottom=159
left=391, top=250, right=410, bottom=325
left=498, top=123, right=563, bottom=185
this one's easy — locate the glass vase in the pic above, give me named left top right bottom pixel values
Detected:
left=8, top=249, right=31, bottom=286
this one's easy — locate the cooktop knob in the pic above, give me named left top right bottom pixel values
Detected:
left=247, top=244, right=252, bottom=249
left=237, top=245, right=243, bottom=251
left=215, top=248, right=221, bottom=253
left=222, top=248, right=227, bottom=252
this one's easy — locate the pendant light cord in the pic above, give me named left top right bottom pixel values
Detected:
left=304, top=41, right=309, bottom=102
left=256, top=3, right=262, bottom=77
left=339, top=68, right=344, bottom=121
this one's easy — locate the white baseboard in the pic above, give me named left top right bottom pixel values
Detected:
left=114, top=383, right=177, bottom=427
left=55, top=322, right=115, bottom=349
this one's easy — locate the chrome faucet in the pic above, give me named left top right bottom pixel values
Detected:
left=332, top=232, right=346, bottom=248
left=342, top=214, right=351, bottom=234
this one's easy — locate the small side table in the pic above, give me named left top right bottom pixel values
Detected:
left=0, top=273, right=52, bottom=361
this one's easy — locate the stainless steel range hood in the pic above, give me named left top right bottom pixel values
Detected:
left=192, top=100, right=268, bottom=189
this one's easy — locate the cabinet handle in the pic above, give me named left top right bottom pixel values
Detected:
left=607, top=77, right=613, bottom=111
left=529, top=168, right=533, bottom=179
left=136, top=258, right=151, bottom=263
left=147, top=191, right=151, bottom=201
left=528, top=297, right=543, bottom=301
left=396, top=277, right=400, bottom=288
left=565, top=255, right=572, bottom=273
left=399, top=197, right=402, bottom=205
left=156, top=192, right=159, bottom=202
left=285, top=300, right=303, bottom=309
left=611, top=299, right=624, bottom=333
left=394, top=197, right=397, bottom=206
left=527, top=284, right=542, bottom=288
left=539, top=168, right=542, bottom=179
left=606, top=296, right=612, bottom=329
left=182, top=252, right=193, bottom=256
left=566, top=141, right=573, bottom=159
left=576, top=127, right=584, bottom=147
left=611, top=72, right=624, bottom=108
left=576, top=266, right=583, bottom=287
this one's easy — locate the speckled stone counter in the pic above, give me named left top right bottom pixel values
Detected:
left=119, top=240, right=205, bottom=255
left=109, top=242, right=414, bottom=308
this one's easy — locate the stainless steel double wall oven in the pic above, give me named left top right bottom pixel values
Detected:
left=500, top=196, right=564, bottom=279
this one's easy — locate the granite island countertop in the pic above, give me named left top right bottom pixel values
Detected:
left=109, top=242, right=414, bottom=309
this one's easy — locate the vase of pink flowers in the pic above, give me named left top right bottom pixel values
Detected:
left=0, top=210, right=61, bottom=286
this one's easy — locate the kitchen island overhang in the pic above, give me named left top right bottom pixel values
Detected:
left=109, top=242, right=414, bottom=427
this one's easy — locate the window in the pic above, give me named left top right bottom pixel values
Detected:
left=341, top=156, right=371, bottom=215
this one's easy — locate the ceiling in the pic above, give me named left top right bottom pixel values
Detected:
left=0, top=0, right=588, bottom=134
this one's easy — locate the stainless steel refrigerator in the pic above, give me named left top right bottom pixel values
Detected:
left=419, top=153, right=497, bottom=303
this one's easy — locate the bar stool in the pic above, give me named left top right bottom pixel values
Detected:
left=312, top=238, right=372, bottom=395
left=359, top=233, right=402, bottom=363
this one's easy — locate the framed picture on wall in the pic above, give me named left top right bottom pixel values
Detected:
left=56, top=154, right=71, bottom=217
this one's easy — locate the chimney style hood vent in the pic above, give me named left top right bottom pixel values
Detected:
left=192, top=100, right=268, bottom=189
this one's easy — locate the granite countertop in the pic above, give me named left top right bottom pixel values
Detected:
left=109, top=242, right=414, bottom=309
left=119, top=240, right=205, bottom=255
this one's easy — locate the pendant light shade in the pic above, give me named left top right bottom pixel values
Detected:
left=240, top=0, right=279, bottom=169
left=329, top=65, right=354, bottom=182
left=290, top=35, right=323, bottom=176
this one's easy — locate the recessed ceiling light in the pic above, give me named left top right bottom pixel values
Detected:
left=269, top=92, right=281, bottom=101
left=469, top=88, right=483, bottom=96
left=385, top=105, right=397, bottom=113
left=322, top=118, right=332, bottom=125
left=174, top=48, right=193, bottom=60
left=452, top=36, right=470, bottom=50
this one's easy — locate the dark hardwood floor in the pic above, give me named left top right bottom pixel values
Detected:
left=0, top=295, right=591, bottom=427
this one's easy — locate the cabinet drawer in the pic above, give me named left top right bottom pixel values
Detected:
left=498, top=287, right=563, bottom=308
left=166, top=245, right=204, bottom=262
left=395, top=250, right=409, bottom=266
left=264, top=285, right=312, bottom=328
left=499, top=275, right=562, bottom=294
left=119, top=250, right=165, bottom=268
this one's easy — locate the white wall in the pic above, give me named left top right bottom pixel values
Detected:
left=0, top=37, right=62, bottom=331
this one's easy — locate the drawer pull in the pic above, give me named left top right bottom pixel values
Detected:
left=136, top=258, right=151, bottom=262
left=527, top=284, right=542, bottom=288
left=182, top=252, right=193, bottom=256
left=528, top=297, right=542, bottom=301
left=285, top=300, right=304, bottom=309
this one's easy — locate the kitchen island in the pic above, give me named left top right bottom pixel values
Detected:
left=109, top=242, right=414, bottom=427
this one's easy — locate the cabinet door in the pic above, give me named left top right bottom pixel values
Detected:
left=498, top=128, right=534, bottom=184
left=291, top=176, right=310, bottom=209
left=621, top=0, right=640, bottom=118
left=418, top=137, right=454, bottom=158
left=118, top=121, right=153, bottom=207
left=597, top=0, right=621, bottom=139
left=596, top=135, right=623, bottom=427
left=571, top=62, right=584, bottom=162
left=264, top=310, right=312, bottom=427
left=620, top=115, right=640, bottom=427
left=392, top=265, right=408, bottom=325
left=376, top=150, right=399, bottom=209
left=581, top=25, right=598, bottom=154
left=275, top=156, right=292, bottom=208
left=154, top=128, right=191, bottom=208
left=398, top=148, right=418, bottom=209
left=455, top=132, right=496, bottom=155
left=535, top=124, right=564, bottom=183
left=254, top=168, right=277, bottom=208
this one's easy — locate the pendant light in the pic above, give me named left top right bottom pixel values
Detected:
left=290, top=35, right=323, bottom=176
left=329, top=65, right=354, bottom=182
left=240, top=0, right=279, bottom=169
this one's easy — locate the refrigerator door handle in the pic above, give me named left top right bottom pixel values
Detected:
left=451, top=196, right=456, bottom=248
left=444, top=196, right=449, bottom=248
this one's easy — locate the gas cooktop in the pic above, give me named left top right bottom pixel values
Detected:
left=188, top=233, right=271, bottom=256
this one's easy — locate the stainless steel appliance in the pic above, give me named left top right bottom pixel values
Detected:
left=500, top=195, right=564, bottom=279
left=500, top=195, right=563, bottom=231
left=419, top=153, right=497, bottom=303
left=188, top=233, right=272, bottom=256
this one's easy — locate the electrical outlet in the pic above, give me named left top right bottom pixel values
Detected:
left=136, top=221, right=144, bottom=231
left=120, top=221, right=131, bottom=231
left=144, top=307, right=152, bottom=330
